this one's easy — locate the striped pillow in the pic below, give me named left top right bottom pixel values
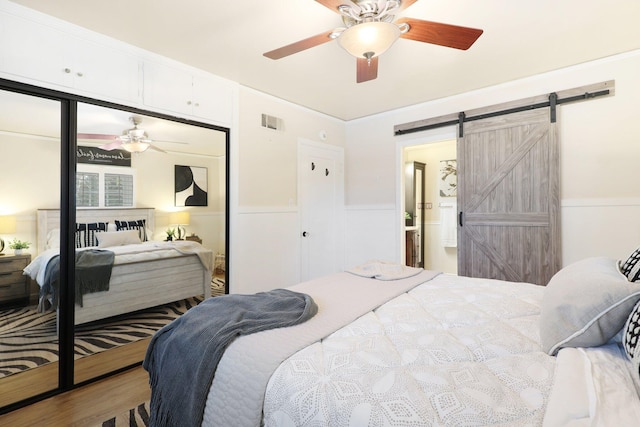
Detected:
left=620, top=247, right=640, bottom=282
left=624, top=299, right=640, bottom=364
left=75, top=222, right=108, bottom=248
left=114, top=219, right=147, bottom=242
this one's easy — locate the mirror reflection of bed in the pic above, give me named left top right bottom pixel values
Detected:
left=0, top=91, right=229, bottom=406
left=33, top=208, right=212, bottom=325
left=5, top=208, right=221, bottom=386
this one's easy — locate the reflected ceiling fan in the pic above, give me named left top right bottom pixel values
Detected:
left=263, top=0, right=483, bottom=83
left=78, top=116, right=167, bottom=153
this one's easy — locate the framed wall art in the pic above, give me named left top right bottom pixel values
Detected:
left=175, top=165, right=208, bottom=207
left=439, top=159, right=457, bottom=197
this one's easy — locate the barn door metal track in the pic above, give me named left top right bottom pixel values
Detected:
left=394, top=81, right=614, bottom=137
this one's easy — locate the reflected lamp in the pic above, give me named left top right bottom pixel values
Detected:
left=169, top=211, right=190, bottom=240
left=0, top=216, right=17, bottom=255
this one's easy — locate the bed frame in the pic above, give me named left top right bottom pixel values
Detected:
left=36, top=208, right=211, bottom=325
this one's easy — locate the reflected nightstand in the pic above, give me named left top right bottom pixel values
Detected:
left=0, top=253, right=31, bottom=307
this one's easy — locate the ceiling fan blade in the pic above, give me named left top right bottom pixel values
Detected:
left=149, top=144, right=168, bottom=153
left=356, top=57, right=378, bottom=83
left=264, top=30, right=335, bottom=59
left=77, top=133, right=118, bottom=140
left=314, top=0, right=352, bottom=14
left=396, top=17, right=483, bottom=50
left=98, top=140, right=124, bottom=151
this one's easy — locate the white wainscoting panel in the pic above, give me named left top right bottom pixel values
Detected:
left=561, top=198, right=640, bottom=265
left=233, top=208, right=300, bottom=295
left=345, top=205, right=399, bottom=269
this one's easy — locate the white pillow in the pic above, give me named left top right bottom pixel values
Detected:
left=45, top=228, right=61, bottom=249
left=96, top=230, right=141, bottom=248
left=540, top=257, right=640, bottom=355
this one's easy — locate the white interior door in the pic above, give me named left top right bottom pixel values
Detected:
left=299, top=140, right=344, bottom=282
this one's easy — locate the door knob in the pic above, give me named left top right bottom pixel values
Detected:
left=302, top=231, right=308, bottom=237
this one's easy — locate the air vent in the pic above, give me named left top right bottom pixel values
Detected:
left=261, top=113, right=282, bottom=131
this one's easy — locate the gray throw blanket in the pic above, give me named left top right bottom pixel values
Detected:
left=39, top=249, right=115, bottom=310
left=143, top=288, right=318, bottom=427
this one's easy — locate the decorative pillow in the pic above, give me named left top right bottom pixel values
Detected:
left=97, top=230, right=141, bottom=248
left=540, top=257, right=640, bottom=355
left=623, top=299, right=640, bottom=361
left=75, top=222, right=108, bottom=248
left=619, top=247, right=640, bottom=282
left=115, top=219, right=147, bottom=242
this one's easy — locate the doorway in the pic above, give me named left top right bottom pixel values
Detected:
left=401, top=139, right=457, bottom=274
left=298, top=139, right=344, bottom=282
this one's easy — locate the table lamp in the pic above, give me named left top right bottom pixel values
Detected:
left=0, top=215, right=17, bottom=256
left=169, top=211, right=190, bottom=240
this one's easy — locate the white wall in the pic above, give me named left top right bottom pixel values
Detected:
left=230, top=87, right=346, bottom=294
left=0, top=134, right=59, bottom=247
left=345, top=50, right=640, bottom=271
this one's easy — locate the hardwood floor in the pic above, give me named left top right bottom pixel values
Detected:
left=0, top=365, right=150, bottom=426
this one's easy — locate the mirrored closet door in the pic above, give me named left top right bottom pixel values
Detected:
left=0, top=83, right=229, bottom=409
left=72, top=102, right=228, bottom=384
left=0, top=89, right=61, bottom=407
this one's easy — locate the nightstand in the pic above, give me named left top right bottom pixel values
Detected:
left=185, top=234, right=202, bottom=245
left=0, top=253, right=31, bottom=307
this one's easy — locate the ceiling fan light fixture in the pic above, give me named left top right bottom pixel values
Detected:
left=338, top=21, right=401, bottom=59
left=121, top=141, right=151, bottom=153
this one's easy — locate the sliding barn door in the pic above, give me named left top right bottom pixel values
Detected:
left=457, top=108, right=560, bottom=286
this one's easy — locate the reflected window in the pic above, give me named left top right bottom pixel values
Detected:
left=77, top=165, right=136, bottom=208
left=76, top=171, right=99, bottom=207
left=105, top=173, right=133, bottom=207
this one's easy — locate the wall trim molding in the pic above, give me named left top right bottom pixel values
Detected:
left=345, top=204, right=395, bottom=211
left=237, top=206, right=298, bottom=214
left=561, top=198, right=640, bottom=208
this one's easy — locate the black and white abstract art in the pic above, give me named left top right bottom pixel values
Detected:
left=175, top=165, right=208, bottom=207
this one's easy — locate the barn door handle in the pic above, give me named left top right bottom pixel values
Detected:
left=458, top=212, right=464, bottom=227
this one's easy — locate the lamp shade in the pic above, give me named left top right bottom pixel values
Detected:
left=169, top=211, right=190, bottom=225
left=338, top=21, right=401, bottom=59
left=0, top=216, right=17, bottom=234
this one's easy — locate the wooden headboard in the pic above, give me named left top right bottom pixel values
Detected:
left=36, top=208, right=156, bottom=254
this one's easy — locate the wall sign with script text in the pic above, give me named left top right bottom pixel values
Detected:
left=77, top=146, right=131, bottom=167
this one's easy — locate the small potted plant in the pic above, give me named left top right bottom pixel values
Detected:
left=9, top=238, right=30, bottom=255
left=165, top=227, right=175, bottom=241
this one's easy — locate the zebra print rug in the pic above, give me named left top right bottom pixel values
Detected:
left=0, top=278, right=225, bottom=379
left=100, top=402, right=150, bottom=427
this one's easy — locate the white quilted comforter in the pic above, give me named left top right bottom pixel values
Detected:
left=264, top=274, right=552, bottom=426
left=201, top=271, right=640, bottom=426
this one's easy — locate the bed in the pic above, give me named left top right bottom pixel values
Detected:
left=145, top=256, right=640, bottom=426
left=25, top=208, right=212, bottom=325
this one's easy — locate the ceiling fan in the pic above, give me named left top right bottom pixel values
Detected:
left=78, top=116, right=167, bottom=153
left=263, top=0, right=483, bottom=83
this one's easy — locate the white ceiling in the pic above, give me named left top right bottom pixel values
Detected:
left=8, top=0, right=640, bottom=121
